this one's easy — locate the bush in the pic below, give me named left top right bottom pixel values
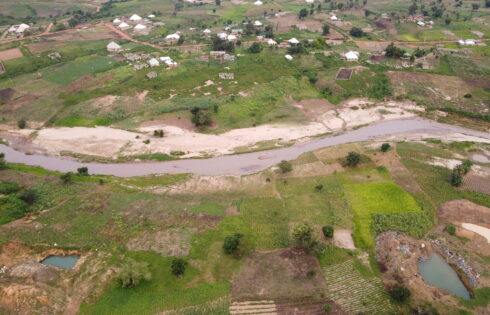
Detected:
left=0, top=181, right=20, bottom=194
left=77, top=167, right=89, bottom=176
left=117, top=258, right=151, bottom=288
left=278, top=160, right=292, bottom=173
left=345, top=152, right=361, bottom=167
left=0, top=196, right=29, bottom=224
left=190, top=108, right=213, bottom=127
left=390, top=285, right=411, bottom=303
left=349, top=27, right=365, bottom=37
left=60, top=172, right=73, bottom=185
left=322, top=24, right=330, bottom=35
left=170, top=258, right=188, bottom=276
left=0, top=153, right=6, bottom=170
left=323, top=304, right=332, bottom=313
left=451, top=165, right=464, bottom=187
left=445, top=224, right=456, bottom=236
left=292, top=223, right=321, bottom=253
left=248, top=42, right=262, bottom=53
left=461, top=160, right=473, bottom=174
left=17, top=119, right=26, bottom=129
left=153, top=130, right=164, bottom=137
left=315, top=184, right=324, bottom=192
left=223, top=233, right=243, bottom=255
left=322, top=225, right=334, bottom=238
left=381, top=143, right=391, bottom=152
left=18, top=189, right=37, bottom=205
left=463, top=93, right=472, bottom=98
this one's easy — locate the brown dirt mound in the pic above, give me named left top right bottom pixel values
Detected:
left=438, top=199, right=490, bottom=228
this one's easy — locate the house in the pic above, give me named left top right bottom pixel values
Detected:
left=254, top=0, right=263, bottom=5
left=330, top=15, right=338, bottom=22
left=148, top=14, right=156, bottom=18
left=107, top=41, right=122, bottom=52
left=344, top=51, right=359, bottom=61
left=148, top=58, right=160, bottom=67
left=253, top=20, right=263, bottom=27
left=113, top=18, right=122, bottom=24
left=417, top=21, right=425, bottom=27
left=129, top=14, right=142, bottom=22
left=231, top=29, right=243, bottom=35
left=227, top=34, right=237, bottom=42
left=288, top=37, right=300, bottom=45
left=285, top=54, right=293, bottom=61
left=118, top=22, right=131, bottom=29
left=217, top=32, right=228, bottom=40
left=306, top=0, right=314, bottom=3
left=165, top=33, right=180, bottom=44
left=267, top=39, right=277, bottom=46
left=134, top=24, right=147, bottom=31
left=459, top=39, right=476, bottom=46
left=210, top=51, right=226, bottom=60
left=9, top=24, right=30, bottom=34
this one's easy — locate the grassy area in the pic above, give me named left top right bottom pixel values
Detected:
left=346, top=182, right=422, bottom=248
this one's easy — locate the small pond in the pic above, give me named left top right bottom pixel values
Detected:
left=418, top=252, right=471, bottom=300
left=41, top=255, right=79, bottom=270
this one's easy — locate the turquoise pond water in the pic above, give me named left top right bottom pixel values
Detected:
left=418, top=253, right=470, bottom=300
left=41, top=255, right=79, bottom=269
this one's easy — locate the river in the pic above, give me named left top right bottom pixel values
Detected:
left=1, top=118, right=489, bottom=177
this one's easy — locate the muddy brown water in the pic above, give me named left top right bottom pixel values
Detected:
left=1, top=118, right=489, bottom=177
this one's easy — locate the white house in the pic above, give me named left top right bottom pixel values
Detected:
left=203, top=29, right=211, bottom=34
left=345, top=51, right=359, bottom=61
left=134, top=24, right=147, bottom=31
left=459, top=39, right=476, bottom=46
left=254, top=0, right=263, bottom=5
left=118, top=22, right=131, bottom=29
left=285, top=54, right=293, bottom=61
left=306, top=0, right=314, bottom=3
left=148, top=58, right=160, bottom=67
left=165, top=33, right=180, bottom=44
left=267, top=39, right=277, bottom=46
left=227, top=34, right=237, bottom=42
left=113, top=18, right=122, bottom=24
left=148, top=14, right=156, bottom=18
left=10, top=23, right=30, bottom=34
left=330, top=15, right=338, bottom=21
left=417, top=21, right=425, bottom=27
left=253, top=20, right=263, bottom=27
left=217, top=32, right=228, bottom=40
left=107, top=41, right=122, bottom=52
left=288, top=37, right=300, bottom=45
left=129, top=14, right=142, bottom=22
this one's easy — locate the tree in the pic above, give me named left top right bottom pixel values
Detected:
left=190, top=108, right=213, bottom=127
left=287, top=43, right=306, bottom=54
left=299, top=8, right=308, bottom=19
left=445, top=18, right=451, bottom=25
left=18, top=189, right=37, bottom=205
left=17, top=119, right=26, bottom=129
left=451, top=165, right=464, bottom=187
left=472, top=3, right=479, bottom=10
left=77, top=167, right=89, bottom=176
left=249, top=42, right=262, bottom=53
left=117, top=258, right=151, bottom=288
left=385, top=43, right=405, bottom=58
left=461, top=160, right=473, bottom=174
left=322, top=225, right=334, bottom=238
left=215, top=0, right=221, bottom=5
left=486, top=0, right=490, bottom=8
left=153, top=130, right=164, bottom=137
left=445, top=224, right=456, bottom=236
left=223, top=233, right=243, bottom=255
left=211, top=36, right=235, bottom=52
left=0, top=153, right=6, bottom=170
left=390, top=285, right=411, bottom=303
left=322, top=24, right=330, bottom=35
left=292, top=223, right=320, bottom=253
left=60, top=172, right=73, bottom=185
left=381, top=143, right=391, bottom=152
left=278, top=160, right=292, bottom=173
left=171, top=258, right=188, bottom=276
left=349, top=27, right=364, bottom=37
left=345, top=152, right=361, bottom=167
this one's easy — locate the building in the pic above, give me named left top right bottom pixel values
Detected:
left=330, top=15, right=338, bottom=22
left=113, top=18, right=122, bottom=24
left=344, top=51, right=359, bottom=61
left=458, top=39, right=476, bottom=46
left=118, top=22, right=131, bottom=29
left=417, top=21, right=425, bottom=27
left=288, top=37, right=300, bottom=45
left=129, top=14, right=142, bottom=22
left=254, top=0, right=263, bottom=5
left=217, top=32, right=228, bottom=40
left=9, top=24, right=30, bottom=34
left=107, top=41, right=122, bottom=52
left=285, top=54, right=293, bottom=61
left=134, top=24, right=147, bottom=31
left=148, top=14, right=156, bottom=18
left=165, top=33, right=180, bottom=44
left=148, top=58, right=160, bottom=67
left=227, top=34, right=237, bottom=42
left=253, top=21, right=263, bottom=27
left=267, top=39, right=277, bottom=46
left=210, top=51, right=226, bottom=60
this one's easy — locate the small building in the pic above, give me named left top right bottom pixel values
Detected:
left=118, top=22, right=131, bottom=29
left=107, top=41, right=122, bottom=52
left=130, top=14, right=142, bottom=22
left=165, top=33, right=180, bottom=44
left=254, top=0, right=263, bottom=5
left=227, top=34, right=237, bottom=42
left=217, top=32, right=228, bottom=40
left=288, top=37, right=299, bottom=45
left=417, top=21, right=425, bottom=27
left=48, top=52, right=61, bottom=60
left=344, top=51, right=359, bottom=61
left=148, top=58, right=160, bottom=67
left=330, top=15, right=338, bottom=22
left=459, top=39, right=476, bottom=46
left=9, top=24, right=30, bottom=34
left=267, top=39, right=277, bottom=46
left=253, top=20, right=263, bottom=27
left=210, top=51, right=226, bottom=60
left=146, top=71, right=157, bottom=79
left=148, top=14, right=156, bottom=18
left=134, top=24, right=147, bottom=31
left=231, top=29, right=243, bottom=35
left=113, top=18, right=122, bottom=24
left=306, top=0, right=314, bottom=3
left=285, top=54, right=293, bottom=61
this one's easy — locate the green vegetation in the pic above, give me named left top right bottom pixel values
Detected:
left=278, top=160, right=293, bottom=173
left=390, top=285, right=411, bottom=303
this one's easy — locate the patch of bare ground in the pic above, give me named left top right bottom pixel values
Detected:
left=126, top=228, right=195, bottom=257
left=0, top=88, right=14, bottom=104
left=370, top=146, right=423, bottom=194
left=461, top=165, right=490, bottom=195
left=231, top=247, right=327, bottom=302
left=438, top=200, right=490, bottom=228
left=0, top=48, right=23, bottom=61
left=140, top=117, right=196, bottom=131
left=290, top=98, right=335, bottom=121
left=267, top=14, right=322, bottom=32
left=65, top=74, right=114, bottom=93
left=332, top=229, right=355, bottom=250
left=283, top=161, right=343, bottom=178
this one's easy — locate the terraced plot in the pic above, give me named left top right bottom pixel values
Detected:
left=322, top=260, right=393, bottom=314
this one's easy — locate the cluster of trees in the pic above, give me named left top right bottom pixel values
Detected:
left=349, top=27, right=365, bottom=37
left=0, top=178, right=38, bottom=224
left=211, top=36, right=235, bottom=52
left=408, top=0, right=446, bottom=18
left=190, top=107, right=213, bottom=127
left=450, top=160, right=473, bottom=187
left=385, top=43, right=405, bottom=59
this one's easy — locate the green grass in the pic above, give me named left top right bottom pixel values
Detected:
left=190, top=203, right=226, bottom=216
left=346, top=182, right=422, bottom=248
left=55, top=116, right=114, bottom=127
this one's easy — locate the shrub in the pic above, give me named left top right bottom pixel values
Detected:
left=323, top=304, right=332, bottom=313
left=450, top=165, right=464, bottom=187
left=322, top=24, right=330, bottom=35
left=170, top=258, right=188, bottom=276
left=18, top=189, right=37, bottom=205
left=190, top=108, right=213, bottom=127
left=143, top=139, right=150, bottom=144
left=248, top=42, right=262, bottom=53
left=292, top=223, right=321, bottom=253
left=461, top=160, right=473, bottom=174
left=77, top=167, right=89, bottom=176
left=117, top=258, right=151, bottom=288
left=0, top=153, right=6, bottom=170
left=445, top=224, right=456, bottom=236
left=381, top=143, right=391, bottom=152
left=0, top=181, right=20, bottom=194
left=349, top=27, right=365, bottom=37
left=463, top=93, right=472, bottom=98
left=390, top=285, right=411, bottom=303
left=315, top=184, right=324, bottom=192
left=17, top=119, right=26, bottom=129
left=345, top=152, right=361, bottom=167
left=60, top=172, right=73, bottom=185
left=223, top=233, right=243, bottom=255
left=153, top=130, right=164, bottom=137
left=322, top=225, right=334, bottom=238
left=278, top=160, right=292, bottom=173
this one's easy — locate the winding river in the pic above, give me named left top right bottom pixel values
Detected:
left=1, top=118, right=489, bottom=177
